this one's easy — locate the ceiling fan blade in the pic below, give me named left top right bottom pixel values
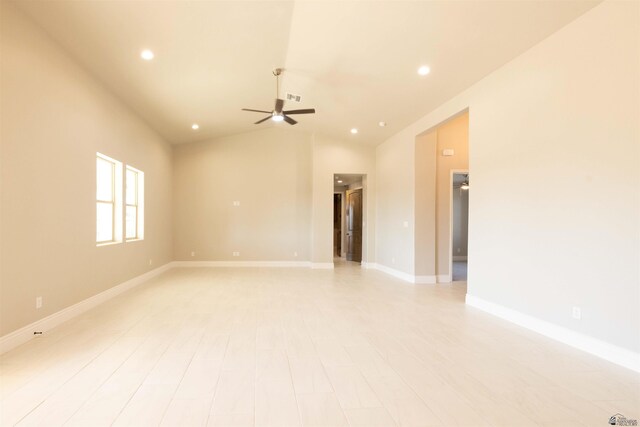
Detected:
left=275, top=98, right=284, bottom=113
left=254, top=116, right=272, bottom=124
left=242, top=108, right=272, bottom=113
left=283, top=115, right=297, bottom=125
left=283, top=109, right=316, bottom=115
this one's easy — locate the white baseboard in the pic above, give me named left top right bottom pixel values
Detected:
left=0, top=263, right=173, bottom=355
left=364, top=263, right=436, bottom=284
left=366, top=265, right=448, bottom=285
left=437, top=274, right=452, bottom=283
left=371, top=263, right=415, bottom=283
left=453, top=256, right=467, bottom=261
left=311, top=262, right=334, bottom=269
left=173, top=260, right=312, bottom=268
left=465, top=294, right=640, bottom=373
left=415, top=275, right=437, bottom=284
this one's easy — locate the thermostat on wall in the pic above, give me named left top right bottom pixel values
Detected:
left=442, top=149, right=454, bottom=156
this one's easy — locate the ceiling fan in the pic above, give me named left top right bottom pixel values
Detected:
left=242, top=68, right=315, bottom=125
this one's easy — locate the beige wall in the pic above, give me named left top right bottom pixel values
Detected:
left=375, top=0, right=640, bottom=352
left=173, top=129, right=375, bottom=266
left=173, top=127, right=312, bottom=261
left=414, top=131, right=437, bottom=278
left=376, top=135, right=415, bottom=274
left=311, top=135, right=376, bottom=265
left=0, top=3, right=173, bottom=336
left=436, top=113, right=469, bottom=279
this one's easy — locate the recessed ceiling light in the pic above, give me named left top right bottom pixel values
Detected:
left=350, top=128, right=358, bottom=134
left=378, top=121, right=387, bottom=127
left=140, top=49, right=154, bottom=60
left=191, top=123, right=199, bottom=130
left=418, top=65, right=430, bottom=76
left=337, top=180, right=343, bottom=183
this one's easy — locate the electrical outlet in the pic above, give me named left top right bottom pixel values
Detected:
left=572, top=306, right=582, bottom=320
left=191, top=251, right=195, bottom=257
left=36, top=296, right=42, bottom=309
left=293, top=251, right=298, bottom=257
left=233, top=251, right=240, bottom=257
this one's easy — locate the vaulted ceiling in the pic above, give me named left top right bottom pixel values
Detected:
left=15, top=0, right=599, bottom=145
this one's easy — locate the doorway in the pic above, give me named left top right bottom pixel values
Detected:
left=334, top=174, right=364, bottom=263
left=333, top=193, right=342, bottom=256
left=451, top=172, right=469, bottom=281
left=346, top=188, right=363, bottom=262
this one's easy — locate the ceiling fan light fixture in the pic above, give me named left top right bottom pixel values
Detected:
left=459, top=174, right=470, bottom=190
left=271, top=113, right=284, bottom=122
left=461, top=177, right=470, bottom=190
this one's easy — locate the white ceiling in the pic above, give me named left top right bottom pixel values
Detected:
left=15, top=0, right=599, bottom=145
left=334, top=174, right=364, bottom=188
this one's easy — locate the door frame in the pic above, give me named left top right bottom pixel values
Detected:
left=449, top=169, right=469, bottom=283
left=332, top=174, right=367, bottom=264
left=333, top=191, right=344, bottom=257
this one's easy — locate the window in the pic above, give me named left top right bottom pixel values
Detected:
left=96, top=153, right=122, bottom=244
left=125, top=165, right=144, bottom=241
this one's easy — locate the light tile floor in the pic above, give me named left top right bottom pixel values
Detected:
left=1, top=265, right=638, bottom=426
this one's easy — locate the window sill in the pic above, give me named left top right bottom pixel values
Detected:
left=96, top=241, right=122, bottom=247
left=126, top=238, right=144, bottom=243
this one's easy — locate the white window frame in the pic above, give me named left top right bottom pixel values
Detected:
left=96, top=152, right=122, bottom=245
left=125, top=165, right=144, bottom=241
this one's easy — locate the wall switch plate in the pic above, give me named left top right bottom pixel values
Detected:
left=294, top=251, right=298, bottom=257
left=233, top=251, right=240, bottom=257
left=149, top=259, right=153, bottom=266
left=232, top=201, right=240, bottom=206
left=572, top=306, right=582, bottom=320
left=392, top=257, right=395, bottom=264
left=442, top=149, right=454, bottom=156
left=403, top=221, right=409, bottom=228
left=36, top=296, right=42, bottom=309
left=191, top=251, right=195, bottom=257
